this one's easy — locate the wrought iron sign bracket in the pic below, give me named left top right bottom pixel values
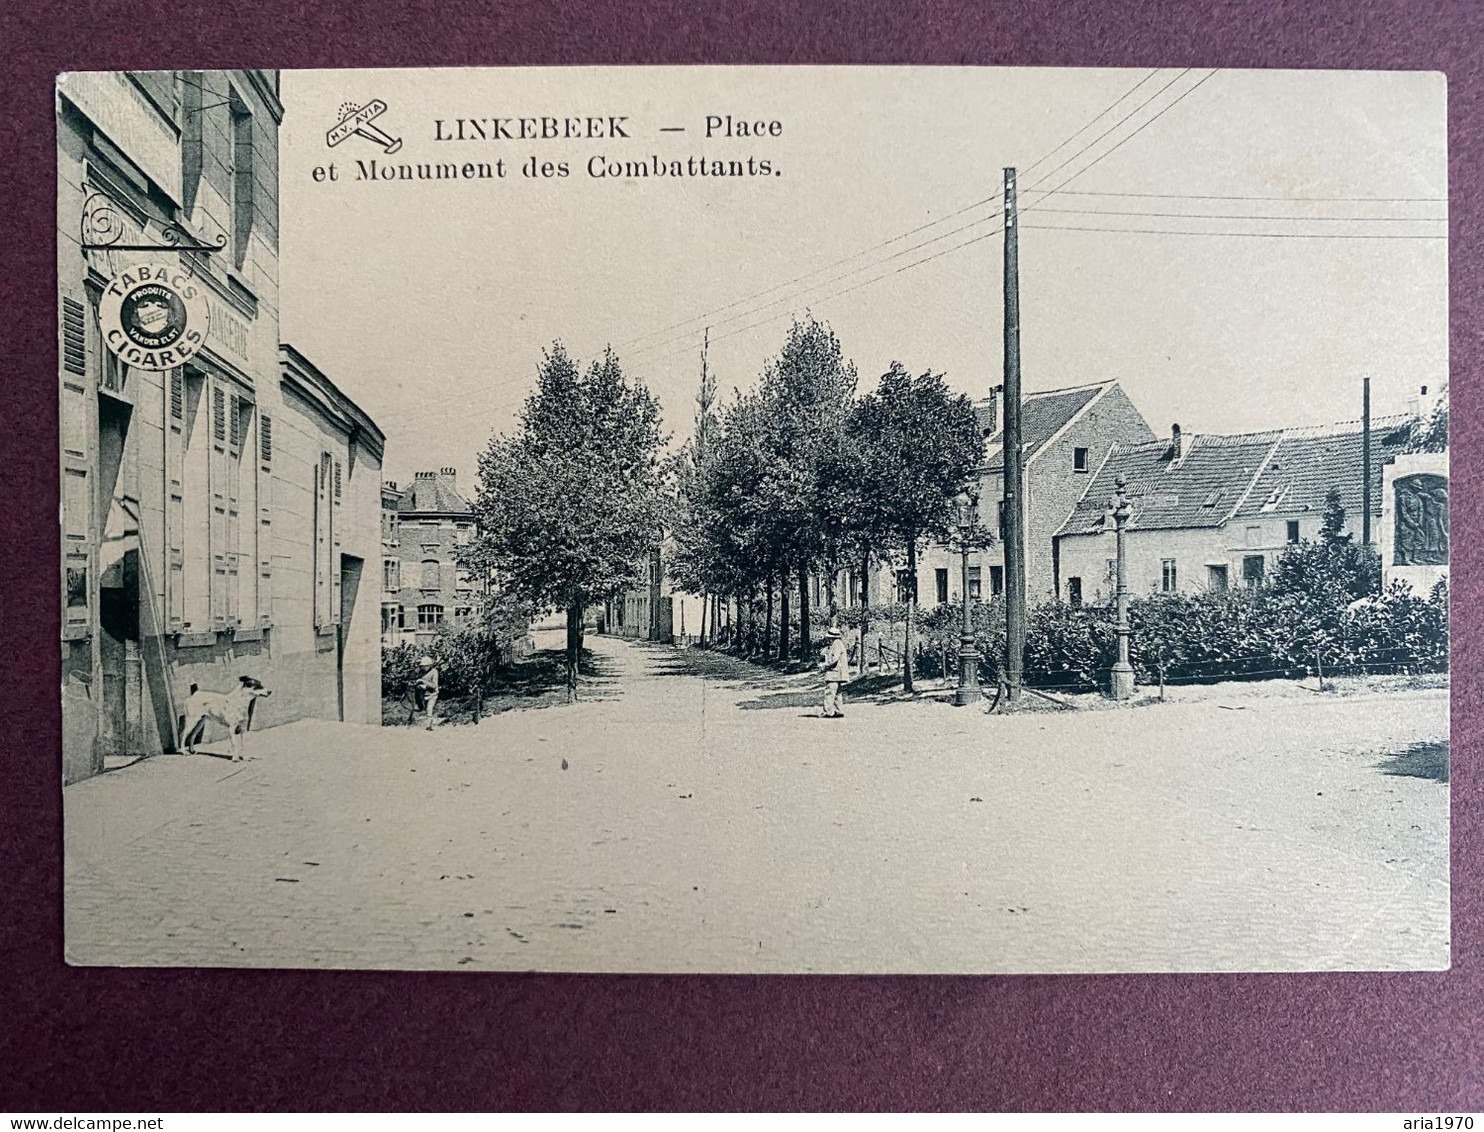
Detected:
left=81, top=192, right=226, bottom=254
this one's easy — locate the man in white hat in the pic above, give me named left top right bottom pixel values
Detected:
left=413, top=654, right=440, bottom=730
left=818, top=626, right=850, bottom=718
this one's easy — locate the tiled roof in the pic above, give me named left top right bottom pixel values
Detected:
left=982, top=382, right=1107, bottom=472
left=1231, top=414, right=1413, bottom=521
left=1058, top=415, right=1419, bottom=537
left=395, top=474, right=473, bottom=515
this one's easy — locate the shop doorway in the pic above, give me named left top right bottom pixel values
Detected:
left=97, top=395, right=144, bottom=760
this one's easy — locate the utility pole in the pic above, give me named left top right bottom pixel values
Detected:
left=1362, top=377, right=1372, bottom=547
left=1002, top=167, right=1026, bottom=701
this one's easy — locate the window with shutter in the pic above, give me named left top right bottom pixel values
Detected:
left=229, top=396, right=242, bottom=448
left=331, top=459, right=343, bottom=623
left=259, top=414, right=272, bottom=464
left=212, top=387, right=225, bottom=441
left=62, top=297, right=87, bottom=376
left=258, top=454, right=273, bottom=626
left=60, top=291, right=93, bottom=640
left=166, top=372, right=185, bottom=628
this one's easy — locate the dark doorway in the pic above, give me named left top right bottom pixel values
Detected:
left=337, top=554, right=364, bottom=721
left=97, top=396, right=143, bottom=758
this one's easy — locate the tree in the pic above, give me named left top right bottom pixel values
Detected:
left=1404, top=384, right=1449, bottom=454
left=469, top=343, right=672, bottom=698
left=1320, top=487, right=1350, bottom=546
left=1273, top=488, right=1381, bottom=645
left=848, top=362, right=983, bottom=692
left=753, top=317, right=858, bottom=661
left=672, top=386, right=781, bottom=656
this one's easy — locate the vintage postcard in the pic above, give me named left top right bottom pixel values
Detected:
left=57, top=66, right=1449, bottom=972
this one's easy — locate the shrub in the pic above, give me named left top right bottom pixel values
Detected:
left=895, top=571, right=1446, bottom=691
left=382, top=643, right=425, bottom=700
left=382, top=592, right=536, bottom=703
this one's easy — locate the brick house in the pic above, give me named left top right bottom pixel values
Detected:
left=1053, top=416, right=1414, bottom=601
left=381, top=468, right=482, bottom=648
left=848, top=380, right=1155, bottom=609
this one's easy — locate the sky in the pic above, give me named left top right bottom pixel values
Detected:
left=277, top=66, right=1448, bottom=490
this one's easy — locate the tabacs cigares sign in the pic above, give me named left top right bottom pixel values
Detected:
left=98, top=263, right=210, bottom=371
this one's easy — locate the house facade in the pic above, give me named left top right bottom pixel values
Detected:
left=381, top=468, right=481, bottom=648
left=1054, top=415, right=1414, bottom=602
left=601, top=546, right=675, bottom=643
left=58, top=71, right=387, bottom=783
left=848, top=380, right=1155, bottom=609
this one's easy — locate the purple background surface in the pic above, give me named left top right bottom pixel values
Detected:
left=2, top=0, right=1479, bottom=1112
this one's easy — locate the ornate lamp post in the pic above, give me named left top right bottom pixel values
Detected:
left=953, top=489, right=982, bottom=707
left=1109, top=474, right=1135, bottom=700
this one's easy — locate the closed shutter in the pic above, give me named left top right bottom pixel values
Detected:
left=314, top=453, right=330, bottom=627
left=225, top=395, right=242, bottom=625
left=166, top=370, right=185, bottom=629
left=210, top=383, right=229, bottom=627
left=62, top=298, right=87, bottom=377
left=257, top=412, right=272, bottom=624
left=60, top=289, right=94, bottom=639
left=331, top=458, right=343, bottom=624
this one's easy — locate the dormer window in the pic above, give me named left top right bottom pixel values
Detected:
left=1073, top=447, right=1089, bottom=473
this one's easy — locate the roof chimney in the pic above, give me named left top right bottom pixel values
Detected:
left=1170, top=423, right=1184, bottom=461
left=440, top=467, right=457, bottom=481
left=985, top=386, right=1001, bottom=437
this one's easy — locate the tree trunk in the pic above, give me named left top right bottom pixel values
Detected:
left=764, top=575, right=774, bottom=659
left=825, top=559, right=837, bottom=622
left=798, top=557, right=812, bottom=661
left=859, top=547, right=871, bottom=676
left=904, top=538, right=916, bottom=693
left=566, top=597, right=582, bottom=702
left=699, top=592, right=708, bottom=647
left=779, top=577, right=791, bottom=665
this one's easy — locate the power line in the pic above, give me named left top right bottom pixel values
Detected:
left=643, top=225, right=1007, bottom=366
left=1027, top=189, right=1448, bottom=203
left=1019, top=69, right=1163, bottom=178
left=626, top=209, right=1004, bottom=360
left=615, top=193, right=1000, bottom=350
left=1022, top=221, right=1447, bottom=240
left=632, top=72, right=1220, bottom=367
left=1030, top=205, right=1448, bottom=222
left=1023, top=69, right=1194, bottom=191
left=1028, top=69, right=1221, bottom=201
left=614, top=71, right=1170, bottom=359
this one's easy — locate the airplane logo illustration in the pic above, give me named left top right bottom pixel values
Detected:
left=327, top=100, right=403, bottom=154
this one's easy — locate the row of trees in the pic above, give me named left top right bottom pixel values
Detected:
left=462, top=317, right=985, bottom=695
left=668, top=317, right=985, bottom=691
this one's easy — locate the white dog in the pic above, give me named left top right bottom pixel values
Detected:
left=180, top=675, right=273, bottom=761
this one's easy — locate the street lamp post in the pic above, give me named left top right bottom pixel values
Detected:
left=953, top=490, right=982, bottom=707
left=1110, top=474, right=1135, bottom=700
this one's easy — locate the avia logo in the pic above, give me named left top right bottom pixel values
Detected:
left=327, top=99, right=403, bottom=154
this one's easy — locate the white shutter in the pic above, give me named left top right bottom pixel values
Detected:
left=60, top=293, right=94, bottom=640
